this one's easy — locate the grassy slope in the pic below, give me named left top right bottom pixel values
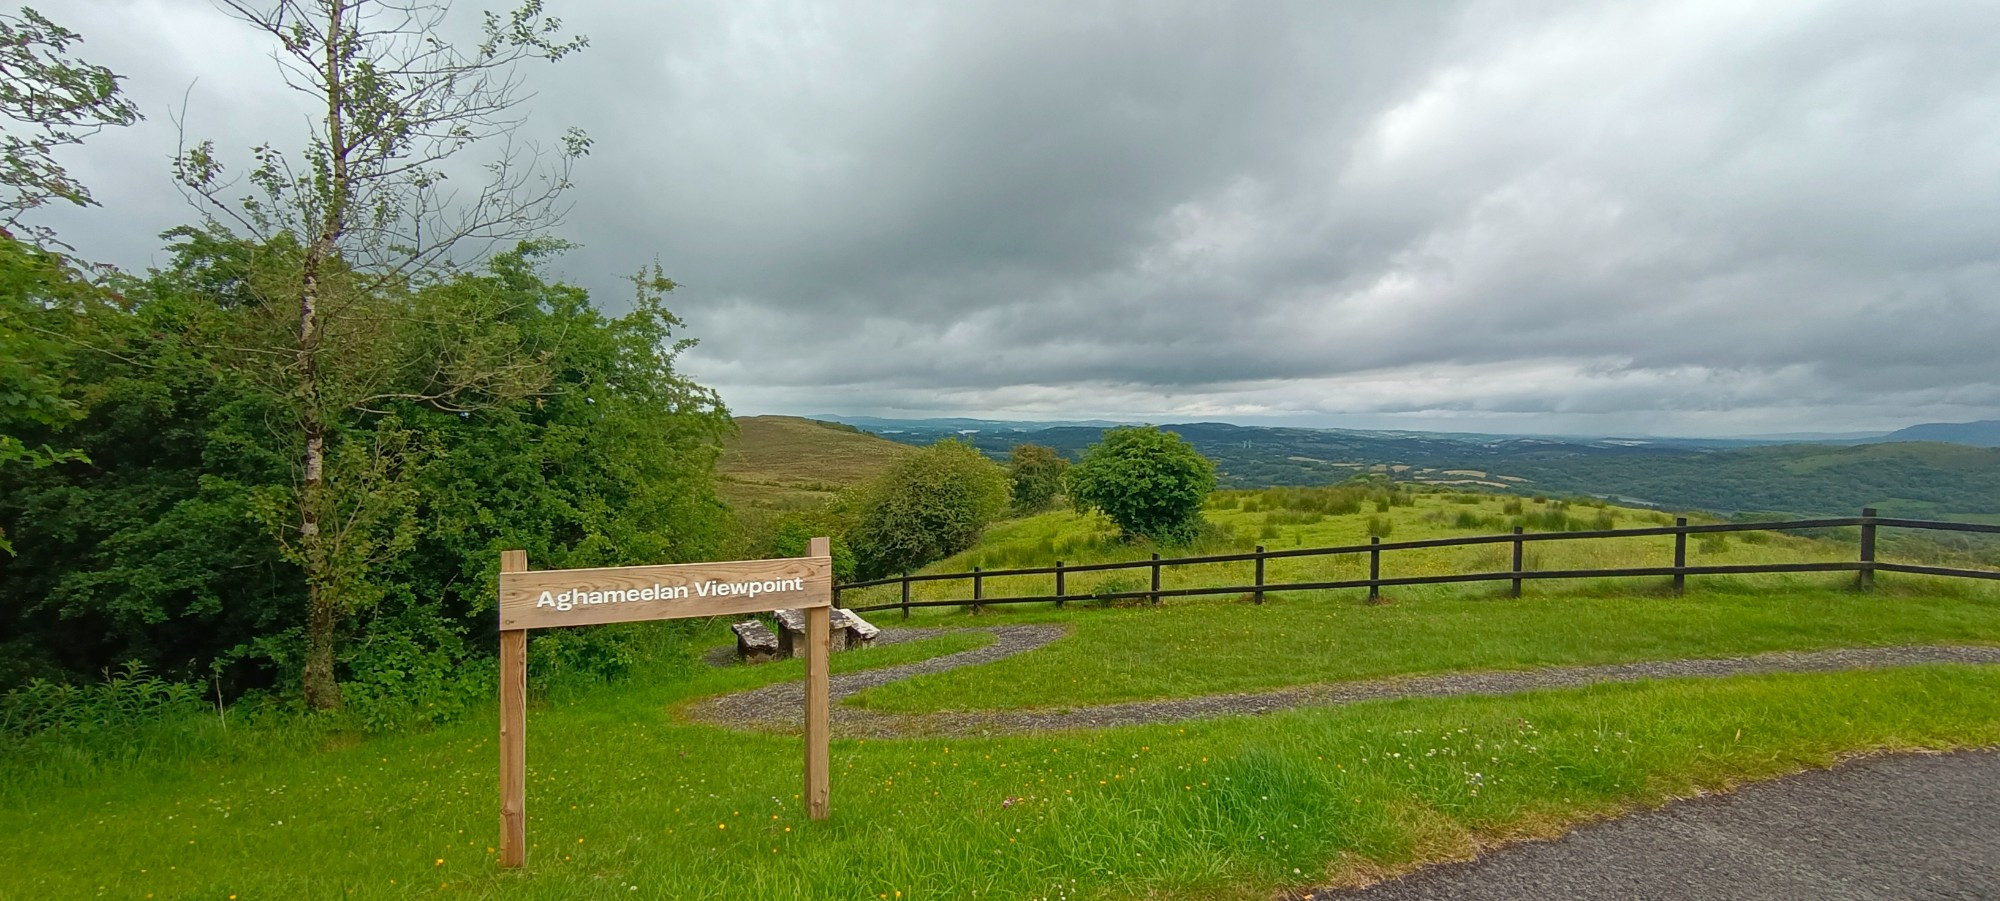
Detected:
left=9, top=490, right=2000, bottom=898
left=839, top=490, right=2000, bottom=711
left=6, top=644, right=2000, bottom=899
left=716, top=415, right=913, bottom=520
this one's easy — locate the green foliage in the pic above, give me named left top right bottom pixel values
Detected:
left=1007, top=443, right=1068, bottom=513
left=1066, top=426, right=1216, bottom=544
left=1366, top=515, right=1395, bottom=539
left=0, top=662, right=204, bottom=739
left=0, top=6, right=140, bottom=245
left=767, top=518, right=858, bottom=583
left=0, top=241, right=732, bottom=708
left=852, top=439, right=1010, bottom=578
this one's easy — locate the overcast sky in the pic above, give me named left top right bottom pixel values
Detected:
left=38, top=0, right=2000, bottom=437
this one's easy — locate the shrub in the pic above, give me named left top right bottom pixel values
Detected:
left=1066, top=426, right=1216, bottom=544
left=852, top=439, right=1010, bottom=578
left=1007, top=444, right=1069, bottom=514
left=767, top=518, right=858, bottom=583
left=1367, top=515, right=1395, bottom=538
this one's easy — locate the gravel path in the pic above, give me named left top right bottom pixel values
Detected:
left=682, top=634, right=2000, bottom=738
left=1304, top=749, right=2000, bottom=900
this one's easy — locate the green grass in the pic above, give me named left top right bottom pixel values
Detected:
left=848, top=584, right=2000, bottom=714
left=5, top=654, right=2000, bottom=899
left=845, top=489, right=1860, bottom=611
left=6, top=489, right=1996, bottom=899
left=831, top=489, right=1998, bottom=711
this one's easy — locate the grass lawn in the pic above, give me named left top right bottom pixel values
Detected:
left=7, top=490, right=1997, bottom=899
left=5, top=652, right=2000, bottom=899
left=848, top=582, right=2000, bottom=713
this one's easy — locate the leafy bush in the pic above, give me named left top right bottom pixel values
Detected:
left=1066, top=427, right=1216, bottom=544
left=1007, top=444, right=1069, bottom=514
left=1366, top=515, right=1395, bottom=539
left=852, top=439, right=1010, bottom=579
left=1, top=662, right=205, bottom=739
left=767, top=518, right=858, bottom=583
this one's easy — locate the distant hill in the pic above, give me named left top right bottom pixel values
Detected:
left=843, top=418, right=2000, bottom=517
left=716, top=416, right=913, bottom=520
left=1867, top=421, right=2000, bottom=447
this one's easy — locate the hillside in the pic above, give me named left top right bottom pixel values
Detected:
left=1870, top=420, right=2000, bottom=447
left=841, top=418, right=2000, bottom=517
left=716, top=416, right=914, bottom=520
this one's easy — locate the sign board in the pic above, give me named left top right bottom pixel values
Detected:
left=496, top=544, right=835, bottom=870
left=499, top=556, right=832, bottom=629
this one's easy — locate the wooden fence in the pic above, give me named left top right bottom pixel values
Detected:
left=834, top=508, right=2000, bottom=617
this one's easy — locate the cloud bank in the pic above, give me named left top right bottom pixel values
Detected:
left=40, top=0, right=2000, bottom=435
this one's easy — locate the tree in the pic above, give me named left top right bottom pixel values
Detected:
left=1007, top=443, right=1067, bottom=514
left=170, top=0, right=591, bottom=708
left=1066, top=426, right=1215, bottom=544
left=852, top=439, right=1009, bottom=579
left=0, top=6, right=136, bottom=549
left=0, top=241, right=731, bottom=702
left=0, top=6, right=140, bottom=247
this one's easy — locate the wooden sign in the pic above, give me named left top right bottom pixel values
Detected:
left=499, top=556, right=832, bottom=629
left=497, top=542, right=834, bottom=870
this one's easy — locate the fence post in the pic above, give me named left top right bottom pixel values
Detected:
left=1511, top=527, right=1524, bottom=598
left=1254, top=545, right=1266, bottom=605
left=1672, top=518, right=1687, bottom=595
left=1055, top=561, right=1065, bottom=608
left=1368, top=537, right=1382, bottom=604
left=900, top=571, right=910, bottom=620
left=972, top=566, right=983, bottom=614
left=1859, top=507, right=1877, bottom=591
left=1150, top=553, right=1162, bottom=606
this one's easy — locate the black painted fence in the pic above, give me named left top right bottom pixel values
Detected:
left=834, top=508, right=2000, bottom=618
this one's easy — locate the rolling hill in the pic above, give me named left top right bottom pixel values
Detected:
left=833, top=418, right=2000, bottom=517
left=716, top=416, right=913, bottom=520
left=1869, top=420, right=2000, bottom=447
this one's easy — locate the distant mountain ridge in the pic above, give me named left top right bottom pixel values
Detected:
left=1868, top=420, right=2000, bottom=448
left=822, top=417, right=2000, bottom=517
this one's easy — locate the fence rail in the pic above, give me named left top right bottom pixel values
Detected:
left=834, top=508, right=2000, bottom=617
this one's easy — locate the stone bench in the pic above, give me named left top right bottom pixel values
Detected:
left=771, top=607, right=880, bottom=657
left=730, top=619, right=781, bottom=664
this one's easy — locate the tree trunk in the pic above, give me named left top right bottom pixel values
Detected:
left=297, top=262, right=337, bottom=709
left=298, top=0, right=347, bottom=711
left=301, top=546, right=341, bottom=709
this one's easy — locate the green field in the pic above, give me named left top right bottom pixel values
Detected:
left=843, top=489, right=1864, bottom=609
left=5, top=642, right=1999, bottom=899
left=7, top=490, right=1999, bottom=899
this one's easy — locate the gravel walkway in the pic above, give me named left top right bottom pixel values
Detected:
left=1304, top=749, right=2000, bottom=900
left=682, top=634, right=2000, bottom=739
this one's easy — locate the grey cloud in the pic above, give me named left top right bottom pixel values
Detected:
left=32, top=0, right=2000, bottom=435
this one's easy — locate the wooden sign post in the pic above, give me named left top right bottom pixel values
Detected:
left=496, top=538, right=834, bottom=869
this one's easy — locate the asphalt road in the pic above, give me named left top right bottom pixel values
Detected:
left=1313, top=750, right=2000, bottom=901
